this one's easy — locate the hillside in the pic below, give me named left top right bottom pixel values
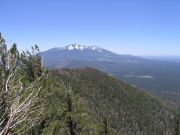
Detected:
left=42, top=45, right=180, bottom=107
left=49, top=68, right=178, bottom=135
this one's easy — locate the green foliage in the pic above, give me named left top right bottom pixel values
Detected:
left=174, top=115, right=180, bottom=135
left=50, top=68, right=177, bottom=135
left=38, top=75, right=98, bottom=135
left=175, top=120, right=179, bottom=135
left=0, top=33, right=45, bottom=135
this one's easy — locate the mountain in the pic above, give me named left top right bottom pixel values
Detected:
left=48, top=68, right=178, bottom=135
left=42, top=44, right=141, bottom=67
left=42, top=44, right=180, bottom=107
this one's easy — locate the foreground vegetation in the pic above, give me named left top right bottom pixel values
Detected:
left=0, top=33, right=46, bottom=134
left=0, top=33, right=179, bottom=135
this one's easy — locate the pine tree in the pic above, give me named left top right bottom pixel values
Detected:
left=98, top=119, right=108, bottom=135
left=40, top=72, right=98, bottom=135
left=66, top=94, right=77, bottom=135
left=175, top=119, right=179, bottom=135
left=0, top=33, right=45, bottom=135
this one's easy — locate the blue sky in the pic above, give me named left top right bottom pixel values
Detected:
left=1, top=0, right=180, bottom=56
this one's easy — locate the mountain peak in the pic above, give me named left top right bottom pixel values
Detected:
left=64, top=44, right=103, bottom=52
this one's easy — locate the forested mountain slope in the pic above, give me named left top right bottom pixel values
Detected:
left=48, top=68, right=178, bottom=135
left=43, top=45, right=180, bottom=107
